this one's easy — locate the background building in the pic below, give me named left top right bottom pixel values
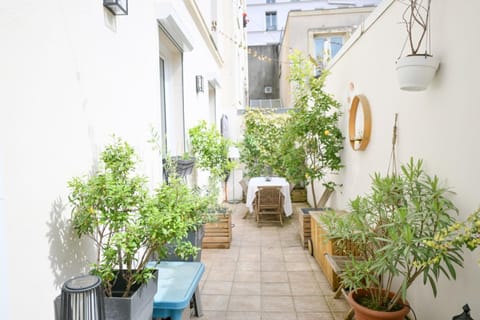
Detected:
left=279, top=6, right=376, bottom=107
left=245, top=0, right=380, bottom=108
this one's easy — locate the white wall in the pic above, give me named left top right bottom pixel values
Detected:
left=0, top=0, right=243, bottom=318
left=324, top=0, right=480, bottom=317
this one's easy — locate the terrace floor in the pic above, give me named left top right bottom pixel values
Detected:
left=198, top=202, right=351, bottom=320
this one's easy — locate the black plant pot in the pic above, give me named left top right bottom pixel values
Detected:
left=163, top=225, right=205, bottom=262
left=162, top=157, right=195, bottom=183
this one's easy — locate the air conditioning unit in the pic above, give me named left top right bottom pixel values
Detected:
left=264, top=86, right=272, bottom=94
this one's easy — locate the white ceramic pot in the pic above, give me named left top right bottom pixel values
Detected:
left=395, top=55, right=439, bottom=91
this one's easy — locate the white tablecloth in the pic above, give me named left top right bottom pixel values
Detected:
left=246, top=177, right=293, bottom=217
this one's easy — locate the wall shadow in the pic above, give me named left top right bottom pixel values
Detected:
left=46, top=197, right=93, bottom=290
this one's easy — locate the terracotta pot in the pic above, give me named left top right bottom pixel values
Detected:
left=347, top=289, right=410, bottom=320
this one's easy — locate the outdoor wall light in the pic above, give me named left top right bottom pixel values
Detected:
left=196, top=75, right=204, bottom=93
left=104, top=0, right=128, bottom=15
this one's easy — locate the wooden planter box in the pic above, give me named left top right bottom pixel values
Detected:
left=202, top=213, right=232, bottom=249
left=310, top=210, right=351, bottom=291
left=298, top=207, right=311, bottom=248
left=291, top=188, right=307, bottom=202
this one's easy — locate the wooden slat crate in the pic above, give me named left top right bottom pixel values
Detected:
left=202, top=214, right=232, bottom=249
left=310, top=210, right=352, bottom=291
left=298, top=207, right=311, bottom=248
left=291, top=188, right=307, bottom=202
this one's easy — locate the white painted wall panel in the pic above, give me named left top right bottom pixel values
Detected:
left=325, top=0, right=480, bottom=317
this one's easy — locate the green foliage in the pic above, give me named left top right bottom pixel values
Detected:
left=425, top=208, right=480, bottom=263
left=189, top=120, right=234, bottom=187
left=320, top=158, right=466, bottom=311
left=238, top=108, right=290, bottom=178
left=68, top=137, right=212, bottom=297
left=286, top=50, right=344, bottom=207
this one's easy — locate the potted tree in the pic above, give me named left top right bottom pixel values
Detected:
left=68, top=137, right=208, bottom=320
left=188, top=120, right=235, bottom=248
left=319, top=158, right=472, bottom=320
left=286, top=50, right=344, bottom=210
left=395, top=0, right=439, bottom=91
left=188, top=120, right=234, bottom=199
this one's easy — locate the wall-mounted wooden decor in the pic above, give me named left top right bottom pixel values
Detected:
left=349, top=94, right=372, bottom=151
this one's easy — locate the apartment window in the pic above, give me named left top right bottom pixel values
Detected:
left=314, top=34, right=344, bottom=64
left=159, top=57, right=167, bottom=156
left=265, top=11, right=277, bottom=31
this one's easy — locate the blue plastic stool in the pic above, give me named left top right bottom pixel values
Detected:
left=147, top=261, right=204, bottom=320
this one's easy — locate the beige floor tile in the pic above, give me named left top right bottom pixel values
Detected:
left=261, top=246, right=283, bottom=255
left=297, top=312, right=336, bottom=320
left=202, top=281, right=233, bottom=295
left=325, top=296, right=351, bottom=312
left=238, top=253, right=261, bottom=262
left=208, top=270, right=235, bottom=281
left=262, top=253, right=285, bottom=262
left=227, top=295, right=261, bottom=311
left=261, top=261, right=286, bottom=271
left=283, top=246, right=306, bottom=254
left=284, top=252, right=309, bottom=262
left=234, top=270, right=261, bottom=282
left=226, top=311, right=261, bottom=320
left=290, top=280, right=322, bottom=296
left=199, top=203, right=340, bottom=319
left=236, top=261, right=261, bottom=271
left=231, top=282, right=261, bottom=295
left=261, top=295, right=295, bottom=312
left=200, top=310, right=227, bottom=320
left=210, top=261, right=237, bottom=272
left=285, top=261, right=312, bottom=271
left=202, top=294, right=230, bottom=311
left=261, top=271, right=289, bottom=283
left=293, top=296, right=331, bottom=312
left=261, top=282, right=291, bottom=296
left=281, top=239, right=302, bottom=247
left=261, top=312, right=297, bottom=320
left=288, top=271, right=317, bottom=283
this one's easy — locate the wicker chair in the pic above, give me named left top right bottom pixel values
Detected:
left=254, top=186, right=284, bottom=226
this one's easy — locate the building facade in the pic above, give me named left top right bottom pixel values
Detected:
left=279, top=6, right=377, bottom=107
left=246, top=0, right=380, bottom=108
left=0, top=0, right=246, bottom=318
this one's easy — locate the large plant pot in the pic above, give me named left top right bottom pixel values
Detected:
left=347, top=289, right=410, bottom=320
left=104, top=271, right=158, bottom=320
left=54, top=271, right=158, bottom=320
left=202, top=212, right=232, bottom=249
left=164, top=225, right=204, bottom=262
left=162, top=157, right=195, bottom=182
left=395, top=55, right=439, bottom=91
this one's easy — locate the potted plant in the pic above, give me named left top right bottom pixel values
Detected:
left=395, top=0, right=439, bottom=91
left=238, top=108, right=291, bottom=179
left=188, top=120, right=235, bottom=199
left=188, top=120, right=236, bottom=247
left=162, top=154, right=195, bottom=183
left=286, top=50, right=344, bottom=209
left=68, top=137, right=207, bottom=320
left=319, top=158, right=470, bottom=320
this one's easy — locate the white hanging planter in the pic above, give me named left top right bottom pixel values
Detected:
left=395, top=55, right=439, bottom=91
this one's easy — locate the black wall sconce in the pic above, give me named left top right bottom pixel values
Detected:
left=104, top=0, right=128, bottom=15
left=196, top=75, right=204, bottom=93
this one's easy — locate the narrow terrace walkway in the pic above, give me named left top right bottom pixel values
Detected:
left=199, top=202, right=350, bottom=320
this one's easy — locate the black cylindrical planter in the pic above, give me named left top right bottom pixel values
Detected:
left=60, top=274, right=105, bottom=320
